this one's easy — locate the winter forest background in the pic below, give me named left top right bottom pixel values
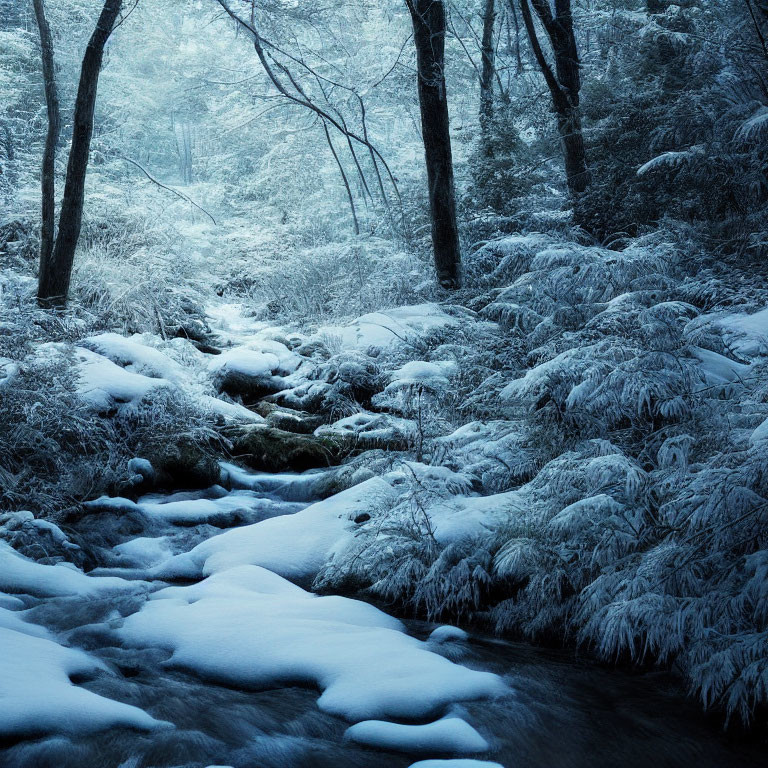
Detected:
left=1, top=1, right=768, bottom=766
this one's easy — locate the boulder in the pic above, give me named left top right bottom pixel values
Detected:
left=255, top=403, right=324, bottom=435
left=143, top=436, right=220, bottom=489
left=230, top=425, right=350, bottom=473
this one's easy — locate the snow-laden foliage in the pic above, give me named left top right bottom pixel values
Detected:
left=318, top=233, right=768, bottom=726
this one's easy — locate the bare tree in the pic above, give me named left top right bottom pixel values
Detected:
left=406, top=0, right=462, bottom=289
left=36, top=0, right=124, bottom=308
left=516, top=0, right=590, bottom=196
left=214, top=0, right=409, bottom=244
left=32, top=0, right=61, bottom=279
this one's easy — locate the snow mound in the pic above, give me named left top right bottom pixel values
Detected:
left=118, top=565, right=508, bottom=722
left=0, top=627, right=167, bottom=737
left=407, top=761, right=505, bottom=768
left=200, top=395, right=265, bottom=423
left=0, top=606, right=53, bottom=639
left=319, top=304, right=461, bottom=352
left=315, top=412, right=415, bottom=445
left=154, top=476, right=396, bottom=582
left=718, top=306, right=768, bottom=358
left=81, top=333, right=192, bottom=386
left=0, top=541, right=145, bottom=598
left=429, top=626, right=469, bottom=643
left=344, top=716, right=489, bottom=754
left=76, top=347, right=172, bottom=411
left=208, top=348, right=280, bottom=378
left=114, top=536, right=174, bottom=568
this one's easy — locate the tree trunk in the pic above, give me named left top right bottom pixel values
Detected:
left=32, top=0, right=61, bottom=279
left=406, top=0, right=462, bottom=289
left=37, top=0, right=123, bottom=308
left=480, top=0, right=497, bottom=133
left=517, top=0, right=590, bottom=197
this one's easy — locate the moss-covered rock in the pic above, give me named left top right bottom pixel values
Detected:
left=255, top=403, right=325, bottom=435
left=144, top=436, right=220, bottom=489
left=229, top=425, right=350, bottom=473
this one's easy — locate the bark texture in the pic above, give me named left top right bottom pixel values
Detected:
left=37, top=0, right=123, bottom=308
left=406, top=0, right=462, bottom=289
left=32, top=0, right=61, bottom=278
left=480, top=0, right=497, bottom=131
left=517, top=0, right=590, bottom=196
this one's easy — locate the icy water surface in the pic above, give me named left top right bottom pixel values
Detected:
left=1, top=473, right=764, bottom=768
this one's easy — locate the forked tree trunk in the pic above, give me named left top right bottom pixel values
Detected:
left=37, top=0, right=123, bottom=308
left=32, top=0, right=61, bottom=275
left=406, top=0, right=462, bottom=289
left=517, top=0, right=590, bottom=196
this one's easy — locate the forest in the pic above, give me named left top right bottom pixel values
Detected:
left=1, top=0, right=767, bottom=766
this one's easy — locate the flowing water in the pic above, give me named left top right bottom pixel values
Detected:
left=1, top=472, right=764, bottom=768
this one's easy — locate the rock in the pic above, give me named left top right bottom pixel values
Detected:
left=264, top=381, right=331, bottom=414
left=294, top=339, right=332, bottom=359
left=315, top=412, right=414, bottom=452
left=230, top=426, right=350, bottom=473
left=215, top=369, right=287, bottom=401
left=263, top=405, right=324, bottom=435
left=0, top=511, right=82, bottom=566
left=143, top=436, right=220, bottom=489
left=127, top=457, right=155, bottom=484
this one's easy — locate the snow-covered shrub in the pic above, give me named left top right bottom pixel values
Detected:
left=316, top=229, right=768, bottom=727
left=218, top=237, right=435, bottom=323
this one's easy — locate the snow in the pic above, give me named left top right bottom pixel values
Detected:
left=407, top=761, right=505, bottom=768
left=385, top=360, right=457, bottom=391
left=208, top=347, right=280, bottom=378
left=0, top=511, right=77, bottom=548
left=428, top=493, right=516, bottom=545
left=200, top=394, right=265, bottom=423
left=0, top=627, right=167, bottom=737
left=82, top=333, right=191, bottom=386
left=750, top=417, right=768, bottom=444
left=0, top=541, right=144, bottom=598
left=315, top=412, right=415, bottom=443
left=429, top=625, right=470, bottom=643
left=0, top=357, right=19, bottom=389
left=344, top=716, right=489, bottom=754
left=690, top=346, right=749, bottom=388
left=0, top=606, right=53, bottom=639
left=154, top=476, right=396, bottom=581
left=318, top=304, right=461, bottom=352
left=114, top=536, right=174, bottom=567
left=718, top=306, right=768, bottom=358
left=206, top=302, right=269, bottom=342
left=128, top=457, right=155, bottom=480
left=118, top=565, right=507, bottom=722
left=76, top=347, right=172, bottom=410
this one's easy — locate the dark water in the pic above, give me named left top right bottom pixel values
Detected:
left=2, top=477, right=765, bottom=768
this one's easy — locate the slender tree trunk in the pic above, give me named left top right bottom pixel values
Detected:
left=37, top=0, right=123, bottom=308
left=517, top=0, right=590, bottom=197
left=32, top=0, right=61, bottom=278
left=507, top=0, right=523, bottom=74
left=480, top=0, right=497, bottom=133
left=406, top=0, right=462, bottom=289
